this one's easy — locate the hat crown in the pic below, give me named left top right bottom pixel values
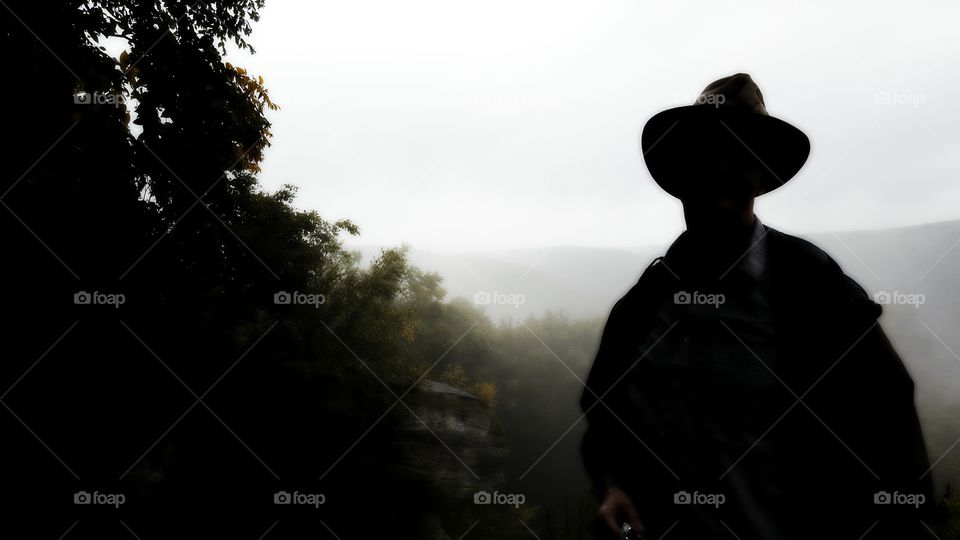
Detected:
left=694, top=73, right=768, bottom=115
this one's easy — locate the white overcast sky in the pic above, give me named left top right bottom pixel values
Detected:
left=222, top=0, right=960, bottom=252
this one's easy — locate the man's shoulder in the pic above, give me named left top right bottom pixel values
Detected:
left=613, top=226, right=867, bottom=308
left=764, top=226, right=840, bottom=271
left=627, top=226, right=839, bottom=285
left=766, top=226, right=882, bottom=319
left=607, top=256, right=674, bottom=319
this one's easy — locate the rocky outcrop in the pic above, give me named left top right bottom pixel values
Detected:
left=393, top=380, right=508, bottom=500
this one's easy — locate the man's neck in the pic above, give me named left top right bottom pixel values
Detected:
left=677, top=215, right=758, bottom=280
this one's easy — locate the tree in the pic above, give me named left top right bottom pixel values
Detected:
left=0, top=2, right=462, bottom=537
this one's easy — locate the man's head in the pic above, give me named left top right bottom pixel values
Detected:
left=678, top=151, right=765, bottom=238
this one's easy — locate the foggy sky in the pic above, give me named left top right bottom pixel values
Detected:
left=222, top=0, right=960, bottom=252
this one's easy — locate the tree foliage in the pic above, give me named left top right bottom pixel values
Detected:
left=1, top=1, right=490, bottom=537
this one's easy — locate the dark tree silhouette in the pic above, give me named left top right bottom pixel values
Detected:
left=1, top=2, right=482, bottom=538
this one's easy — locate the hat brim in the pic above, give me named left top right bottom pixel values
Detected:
left=640, top=106, right=810, bottom=198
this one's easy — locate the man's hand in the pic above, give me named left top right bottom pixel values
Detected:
left=598, top=486, right=645, bottom=538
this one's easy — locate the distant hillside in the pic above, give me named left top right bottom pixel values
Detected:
left=347, top=244, right=660, bottom=320
left=347, top=219, right=960, bottom=319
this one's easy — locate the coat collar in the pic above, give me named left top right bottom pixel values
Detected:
left=661, top=214, right=768, bottom=284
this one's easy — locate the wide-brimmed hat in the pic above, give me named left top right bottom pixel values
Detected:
left=640, top=73, right=810, bottom=198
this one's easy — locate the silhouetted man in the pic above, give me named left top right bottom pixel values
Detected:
left=580, top=74, right=933, bottom=540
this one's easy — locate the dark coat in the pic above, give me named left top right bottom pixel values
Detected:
left=580, top=225, right=934, bottom=539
